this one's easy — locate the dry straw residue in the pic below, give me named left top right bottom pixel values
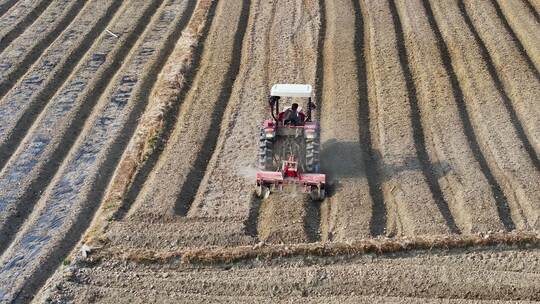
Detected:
left=117, top=231, right=539, bottom=264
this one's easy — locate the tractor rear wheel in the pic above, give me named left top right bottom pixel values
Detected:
left=305, top=137, right=320, bottom=173
left=258, top=129, right=274, bottom=170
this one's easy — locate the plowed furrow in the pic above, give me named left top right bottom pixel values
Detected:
left=0, top=0, right=141, bottom=256
left=461, top=0, right=540, bottom=155
left=0, top=0, right=122, bottom=171
left=0, top=0, right=87, bottom=100
left=126, top=0, right=249, bottom=219
left=0, top=0, right=53, bottom=53
left=365, top=0, right=453, bottom=236
left=494, top=0, right=540, bottom=74
left=422, top=0, right=540, bottom=229
left=0, top=0, right=194, bottom=301
left=317, top=0, right=376, bottom=242
left=390, top=0, right=509, bottom=234
left=102, top=0, right=217, bottom=223
left=0, top=0, right=19, bottom=18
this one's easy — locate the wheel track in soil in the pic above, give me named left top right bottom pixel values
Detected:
left=387, top=0, right=509, bottom=234
left=0, top=0, right=123, bottom=171
left=0, top=0, right=141, bottom=256
left=421, top=0, right=540, bottom=229
left=0, top=0, right=53, bottom=54
left=0, top=0, right=195, bottom=301
left=124, top=0, right=250, bottom=222
left=459, top=0, right=540, bottom=158
left=0, top=0, right=87, bottom=101
left=494, top=0, right=540, bottom=75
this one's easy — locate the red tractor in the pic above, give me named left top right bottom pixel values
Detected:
left=255, top=84, right=326, bottom=201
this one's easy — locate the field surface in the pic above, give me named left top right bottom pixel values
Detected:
left=0, top=0, right=538, bottom=302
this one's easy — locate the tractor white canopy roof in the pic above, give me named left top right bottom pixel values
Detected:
left=270, top=84, right=312, bottom=97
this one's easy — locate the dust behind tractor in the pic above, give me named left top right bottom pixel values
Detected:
left=255, top=84, right=326, bottom=201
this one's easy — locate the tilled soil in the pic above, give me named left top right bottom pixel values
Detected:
left=0, top=0, right=538, bottom=302
left=126, top=0, right=249, bottom=219
left=463, top=0, right=540, bottom=156
left=43, top=247, right=540, bottom=303
left=495, top=0, right=540, bottom=72
left=0, top=0, right=85, bottom=99
left=391, top=0, right=509, bottom=234
left=419, top=0, right=540, bottom=230
left=367, top=0, right=452, bottom=236
left=0, top=0, right=51, bottom=51
left=319, top=0, right=375, bottom=241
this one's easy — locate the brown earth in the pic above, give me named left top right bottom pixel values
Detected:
left=0, top=0, right=538, bottom=302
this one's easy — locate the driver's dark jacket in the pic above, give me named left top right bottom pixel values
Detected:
left=283, top=109, right=302, bottom=125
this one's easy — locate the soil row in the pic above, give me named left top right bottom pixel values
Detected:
left=423, top=0, right=540, bottom=230
left=388, top=0, right=508, bottom=234
left=0, top=0, right=87, bottom=100
left=0, top=0, right=19, bottom=18
left=495, top=0, right=540, bottom=73
left=0, top=0, right=122, bottom=169
left=0, top=0, right=53, bottom=53
left=365, top=0, right=452, bottom=236
left=0, top=0, right=194, bottom=301
left=126, top=0, right=250, bottom=220
left=464, top=0, right=540, bottom=154
left=0, top=0, right=133, bottom=256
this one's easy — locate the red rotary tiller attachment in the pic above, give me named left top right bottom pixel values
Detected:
left=256, top=156, right=326, bottom=201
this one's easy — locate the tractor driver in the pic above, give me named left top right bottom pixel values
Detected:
left=283, top=103, right=303, bottom=126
